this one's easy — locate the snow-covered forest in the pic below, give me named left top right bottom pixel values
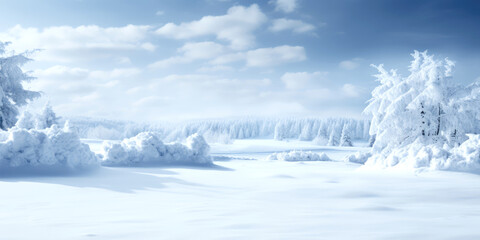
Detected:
left=68, top=117, right=370, bottom=145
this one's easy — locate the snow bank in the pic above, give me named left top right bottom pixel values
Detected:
left=448, top=134, right=480, bottom=171
left=362, top=135, right=480, bottom=172
left=267, top=151, right=331, bottom=162
left=100, top=132, right=212, bottom=166
left=0, top=126, right=99, bottom=174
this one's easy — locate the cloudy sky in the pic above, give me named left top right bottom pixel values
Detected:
left=1, top=0, right=479, bottom=121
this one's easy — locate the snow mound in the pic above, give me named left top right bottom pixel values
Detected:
left=100, top=132, right=212, bottom=166
left=267, top=151, right=331, bottom=162
left=0, top=126, right=99, bottom=174
left=364, top=135, right=480, bottom=172
left=448, top=134, right=480, bottom=171
left=345, top=151, right=372, bottom=164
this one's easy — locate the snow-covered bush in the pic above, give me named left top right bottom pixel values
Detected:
left=100, top=132, right=212, bottom=166
left=0, top=125, right=99, bottom=174
left=267, top=151, right=331, bottom=162
left=345, top=151, right=372, bottom=164
left=362, top=51, right=480, bottom=171
left=16, top=104, right=60, bottom=130
left=0, top=42, right=40, bottom=130
left=363, top=134, right=480, bottom=172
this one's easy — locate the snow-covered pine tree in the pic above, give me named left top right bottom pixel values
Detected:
left=38, top=103, right=60, bottom=129
left=0, top=42, right=40, bottom=130
left=299, top=121, right=313, bottom=141
left=327, top=121, right=342, bottom=146
left=339, top=124, right=353, bottom=147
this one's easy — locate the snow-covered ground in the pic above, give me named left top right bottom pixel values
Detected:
left=1, top=139, right=480, bottom=240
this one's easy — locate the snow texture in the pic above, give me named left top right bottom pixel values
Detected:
left=267, top=150, right=331, bottom=162
left=100, top=132, right=212, bottom=166
left=0, top=125, right=99, bottom=174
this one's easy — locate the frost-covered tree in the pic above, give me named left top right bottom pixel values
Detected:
left=0, top=42, right=40, bottom=130
left=327, top=130, right=338, bottom=146
left=41, top=103, right=59, bottom=128
left=16, top=104, right=60, bottom=130
left=36, top=103, right=60, bottom=129
left=327, top=121, right=342, bottom=146
left=362, top=50, right=480, bottom=169
left=339, top=124, right=353, bottom=147
left=299, top=122, right=313, bottom=141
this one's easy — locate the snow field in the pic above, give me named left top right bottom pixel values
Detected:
left=1, top=139, right=480, bottom=240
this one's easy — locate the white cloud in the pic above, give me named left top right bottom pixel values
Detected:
left=209, top=45, right=306, bottom=67
left=155, top=4, right=267, bottom=50
left=339, top=58, right=362, bottom=70
left=31, top=66, right=141, bottom=96
left=149, top=41, right=227, bottom=68
left=34, top=65, right=90, bottom=80
left=115, top=57, right=132, bottom=65
left=133, top=96, right=169, bottom=107
left=156, top=10, right=164, bottom=16
left=245, top=45, right=306, bottom=67
left=269, top=18, right=316, bottom=33
left=209, top=52, right=246, bottom=65
left=281, top=71, right=327, bottom=89
left=89, top=68, right=141, bottom=80
left=341, top=83, right=361, bottom=97
left=271, top=0, right=298, bottom=13
left=0, top=24, right=154, bottom=63
left=179, top=41, right=227, bottom=60
left=140, top=42, right=156, bottom=51
left=150, top=44, right=306, bottom=69
left=197, top=65, right=235, bottom=72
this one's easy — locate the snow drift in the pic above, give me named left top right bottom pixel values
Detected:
left=100, top=132, right=212, bottom=166
left=267, top=151, right=331, bottom=162
left=362, top=134, right=480, bottom=172
left=0, top=125, right=99, bottom=174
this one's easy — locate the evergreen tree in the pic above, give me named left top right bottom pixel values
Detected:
left=339, top=124, right=353, bottom=147
left=0, top=42, right=40, bottom=130
left=38, top=103, right=60, bottom=129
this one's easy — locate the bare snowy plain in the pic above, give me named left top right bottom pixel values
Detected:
left=1, top=139, right=480, bottom=240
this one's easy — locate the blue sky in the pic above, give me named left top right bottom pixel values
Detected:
left=0, top=0, right=479, bottom=121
